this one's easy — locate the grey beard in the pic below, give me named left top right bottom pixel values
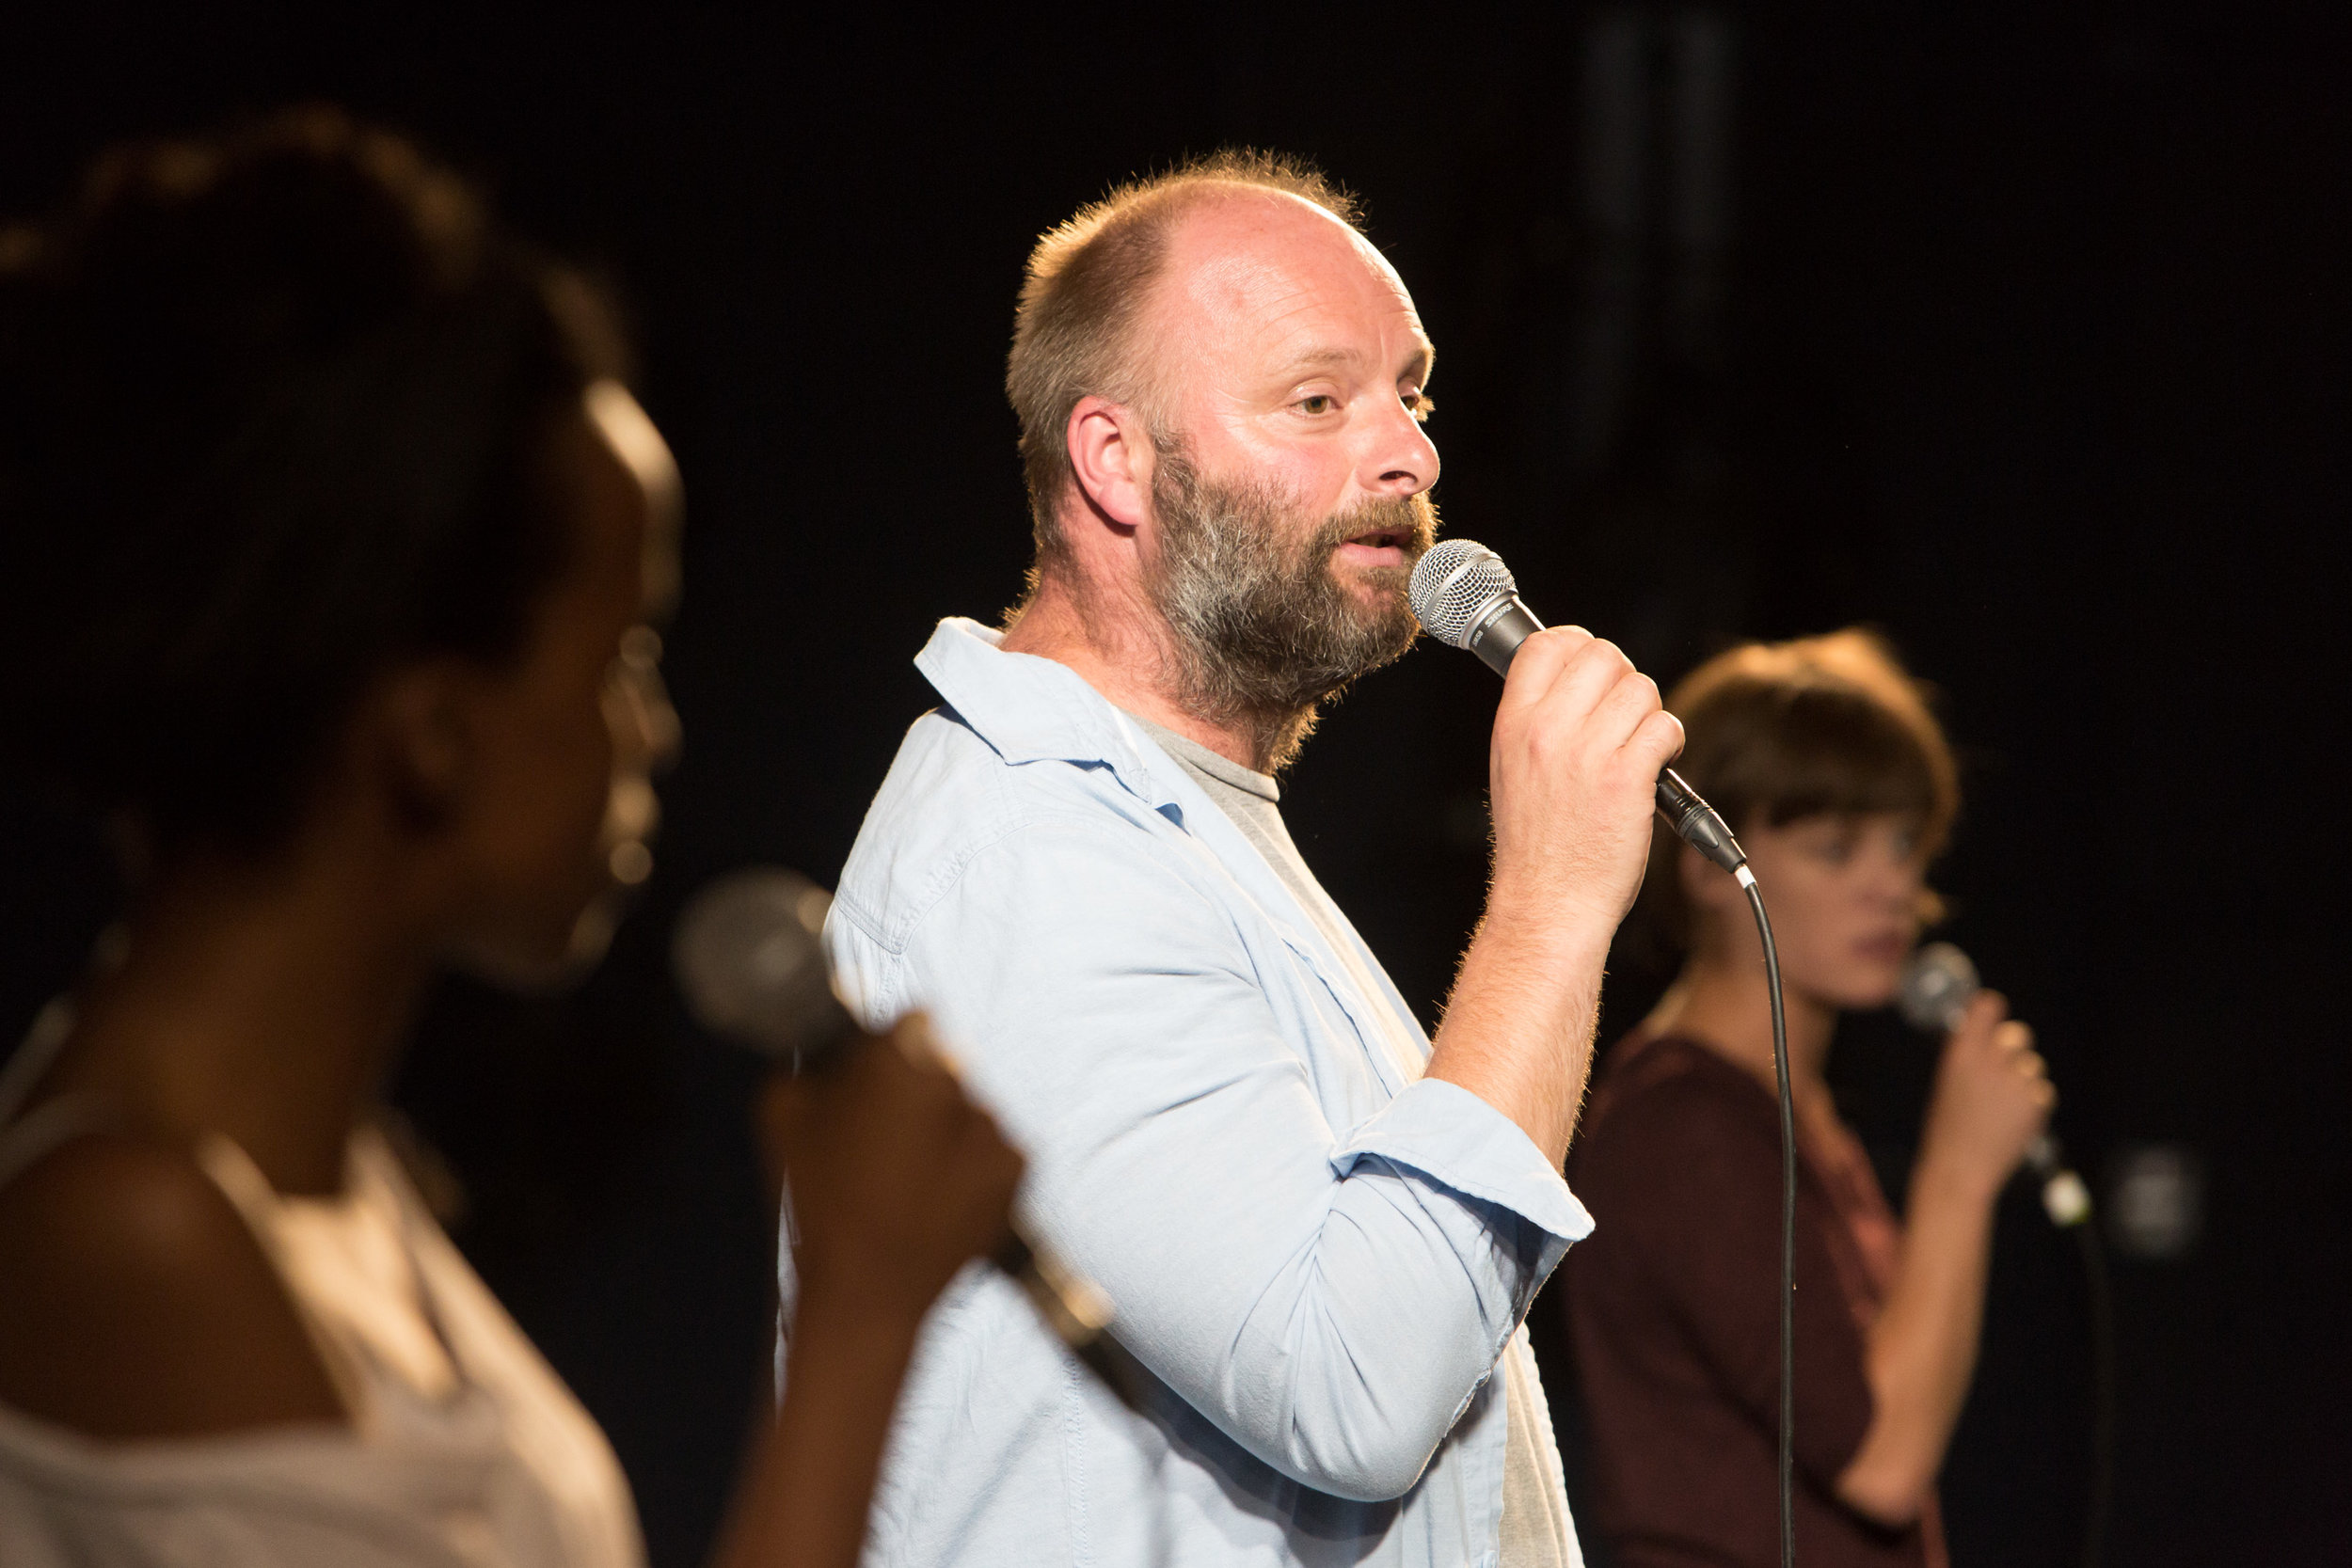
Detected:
left=1144, top=441, right=1433, bottom=766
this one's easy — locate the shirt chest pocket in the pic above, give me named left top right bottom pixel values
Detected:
left=1251, top=925, right=1417, bottom=1122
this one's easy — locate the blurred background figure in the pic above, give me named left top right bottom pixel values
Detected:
left=1561, top=632, right=2053, bottom=1567
left=0, top=110, right=1019, bottom=1568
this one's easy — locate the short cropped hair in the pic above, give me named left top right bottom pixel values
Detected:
left=1639, top=629, right=1961, bottom=951
left=0, top=107, right=626, bottom=853
left=1006, top=150, right=1359, bottom=570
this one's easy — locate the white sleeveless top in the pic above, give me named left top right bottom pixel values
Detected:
left=0, top=1002, right=648, bottom=1568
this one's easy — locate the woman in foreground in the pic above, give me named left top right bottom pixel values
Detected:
left=1562, top=631, right=2054, bottom=1568
left=0, top=111, right=1017, bottom=1568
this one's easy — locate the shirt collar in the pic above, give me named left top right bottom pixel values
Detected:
left=914, top=617, right=1179, bottom=810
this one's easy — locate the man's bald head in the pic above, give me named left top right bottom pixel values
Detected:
left=1006, top=151, right=1363, bottom=570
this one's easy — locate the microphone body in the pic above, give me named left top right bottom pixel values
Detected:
left=1899, top=942, right=2092, bottom=1227
left=674, top=868, right=1146, bottom=1406
left=1410, top=540, right=1747, bottom=874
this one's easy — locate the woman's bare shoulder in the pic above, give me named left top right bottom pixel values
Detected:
left=0, top=1132, right=344, bottom=1440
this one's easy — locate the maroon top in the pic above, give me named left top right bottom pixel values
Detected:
left=1560, top=1034, right=1948, bottom=1568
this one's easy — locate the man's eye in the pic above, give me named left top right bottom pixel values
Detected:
left=1297, top=394, right=1337, bottom=416
left=1403, top=390, right=1436, bottom=422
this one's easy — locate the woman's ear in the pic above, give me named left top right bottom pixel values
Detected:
left=365, top=663, right=476, bottom=832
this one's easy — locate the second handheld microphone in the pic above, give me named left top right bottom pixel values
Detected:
left=672, top=866, right=1148, bottom=1407
left=1408, top=538, right=1747, bottom=874
left=1899, top=942, right=2092, bottom=1228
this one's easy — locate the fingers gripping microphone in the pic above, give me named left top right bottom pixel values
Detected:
left=1899, top=942, right=2093, bottom=1228
left=673, top=867, right=1147, bottom=1407
left=1408, top=539, right=1748, bottom=875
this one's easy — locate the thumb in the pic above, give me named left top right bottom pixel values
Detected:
left=1950, top=989, right=2010, bottom=1049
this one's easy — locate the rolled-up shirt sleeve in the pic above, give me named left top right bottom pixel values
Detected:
left=834, top=816, right=1588, bottom=1504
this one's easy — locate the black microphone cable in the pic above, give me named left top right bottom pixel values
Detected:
left=1411, top=539, right=1799, bottom=1568
left=1740, top=866, right=1795, bottom=1568
left=2074, top=1207, right=2115, bottom=1568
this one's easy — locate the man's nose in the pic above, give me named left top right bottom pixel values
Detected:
left=1366, top=398, right=1439, bottom=496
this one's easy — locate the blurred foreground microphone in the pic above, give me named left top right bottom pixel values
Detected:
left=1409, top=539, right=1748, bottom=874
left=674, top=867, right=1146, bottom=1406
left=1899, top=942, right=2092, bottom=1227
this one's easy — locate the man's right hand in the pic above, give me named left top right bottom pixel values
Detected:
left=1485, top=626, right=1687, bottom=942
left=1426, top=627, right=1684, bottom=1165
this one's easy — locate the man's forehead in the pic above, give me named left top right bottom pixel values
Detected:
left=1155, top=191, right=1429, bottom=366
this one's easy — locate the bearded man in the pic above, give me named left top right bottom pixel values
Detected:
left=818, top=152, right=1683, bottom=1567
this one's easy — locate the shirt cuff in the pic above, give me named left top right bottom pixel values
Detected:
left=1329, top=1076, right=1596, bottom=1244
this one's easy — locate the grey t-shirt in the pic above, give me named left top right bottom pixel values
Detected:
left=1124, top=716, right=1383, bottom=1027
left=1124, top=712, right=1575, bottom=1568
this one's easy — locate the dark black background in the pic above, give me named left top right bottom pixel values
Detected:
left=3, top=6, right=2345, bottom=1563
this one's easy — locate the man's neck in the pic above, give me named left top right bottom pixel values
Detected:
left=1000, top=568, right=1304, bottom=774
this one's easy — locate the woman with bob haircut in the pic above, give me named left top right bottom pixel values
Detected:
left=1561, top=630, right=2054, bottom=1568
left=0, top=111, right=1019, bottom=1568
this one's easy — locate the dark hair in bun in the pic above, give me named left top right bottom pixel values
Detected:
left=0, top=106, right=627, bottom=852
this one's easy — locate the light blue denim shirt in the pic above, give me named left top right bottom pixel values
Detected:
left=813, top=618, right=1595, bottom=1567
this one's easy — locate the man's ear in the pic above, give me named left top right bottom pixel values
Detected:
left=365, top=663, right=476, bottom=832
left=1064, top=395, right=1152, bottom=535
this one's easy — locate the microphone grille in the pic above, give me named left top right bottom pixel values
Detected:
left=1898, top=941, right=1980, bottom=1033
left=672, top=865, right=849, bottom=1061
left=1410, top=539, right=1518, bottom=648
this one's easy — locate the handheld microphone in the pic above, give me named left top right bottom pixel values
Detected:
left=673, top=866, right=1148, bottom=1407
left=1408, top=539, right=1748, bottom=874
left=1899, top=942, right=2092, bottom=1227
